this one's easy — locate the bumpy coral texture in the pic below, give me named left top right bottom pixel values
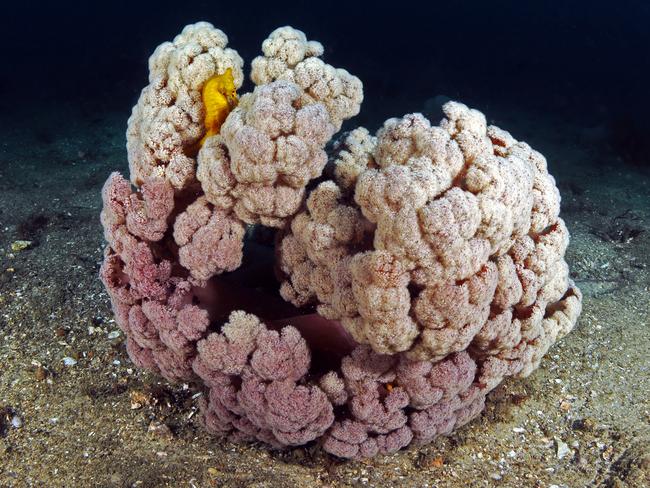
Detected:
left=194, top=312, right=514, bottom=459
left=99, top=172, right=213, bottom=381
left=101, top=23, right=582, bottom=461
left=196, top=27, right=363, bottom=228
left=197, top=80, right=336, bottom=227
left=278, top=101, right=582, bottom=368
left=173, top=196, right=245, bottom=280
left=250, top=26, right=363, bottom=131
left=127, top=22, right=244, bottom=190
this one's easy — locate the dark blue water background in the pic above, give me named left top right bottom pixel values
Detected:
left=2, top=0, right=649, bottom=167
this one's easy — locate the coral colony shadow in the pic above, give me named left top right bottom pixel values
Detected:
left=99, top=22, right=582, bottom=459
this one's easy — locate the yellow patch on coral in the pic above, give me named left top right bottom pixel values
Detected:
left=199, top=68, right=239, bottom=146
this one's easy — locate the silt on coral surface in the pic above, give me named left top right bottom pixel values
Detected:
left=99, top=22, right=582, bottom=459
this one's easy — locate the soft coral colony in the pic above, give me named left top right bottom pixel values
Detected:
left=100, top=22, right=582, bottom=459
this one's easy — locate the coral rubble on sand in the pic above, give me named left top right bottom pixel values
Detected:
left=99, top=22, right=581, bottom=459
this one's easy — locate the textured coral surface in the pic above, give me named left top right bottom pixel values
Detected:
left=99, top=22, right=582, bottom=459
left=278, top=102, right=582, bottom=368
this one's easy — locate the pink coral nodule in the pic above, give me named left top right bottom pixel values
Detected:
left=99, top=22, right=582, bottom=460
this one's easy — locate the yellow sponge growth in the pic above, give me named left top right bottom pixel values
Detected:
left=199, top=68, right=239, bottom=146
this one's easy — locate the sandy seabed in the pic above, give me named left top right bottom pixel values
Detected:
left=0, top=101, right=648, bottom=487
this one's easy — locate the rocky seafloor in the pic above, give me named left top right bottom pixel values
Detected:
left=0, top=100, right=648, bottom=487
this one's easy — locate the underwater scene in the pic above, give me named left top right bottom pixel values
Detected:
left=1, top=1, right=649, bottom=486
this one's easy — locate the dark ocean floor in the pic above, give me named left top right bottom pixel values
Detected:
left=0, top=99, right=649, bottom=487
